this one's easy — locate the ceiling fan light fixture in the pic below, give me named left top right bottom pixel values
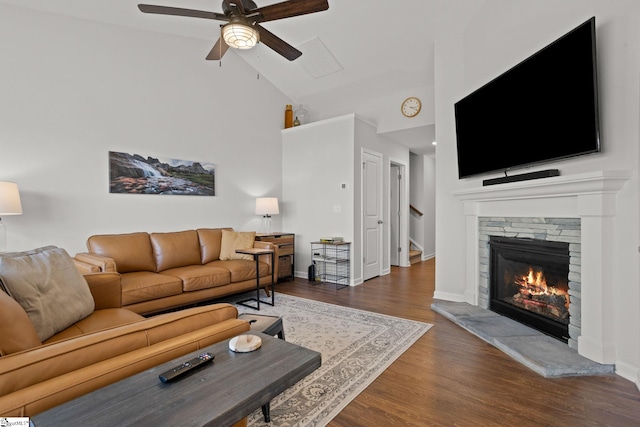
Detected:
left=222, top=19, right=259, bottom=50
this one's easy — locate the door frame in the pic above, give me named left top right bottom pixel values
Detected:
left=389, top=158, right=409, bottom=267
left=390, top=163, right=401, bottom=266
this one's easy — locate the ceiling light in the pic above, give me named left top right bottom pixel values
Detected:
left=222, top=18, right=259, bottom=50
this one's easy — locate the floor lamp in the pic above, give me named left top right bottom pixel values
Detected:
left=0, top=182, right=23, bottom=253
left=255, top=197, right=279, bottom=234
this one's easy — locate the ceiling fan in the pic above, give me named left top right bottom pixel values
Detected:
left=138, top=0, right=329, bottom=61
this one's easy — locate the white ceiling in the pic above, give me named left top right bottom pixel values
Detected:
left=0, top=0, right=487, bottom=156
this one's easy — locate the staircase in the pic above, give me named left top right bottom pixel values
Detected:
left=409, top=205, right=424, bottom=265
left=409, top=242, right=422, bottom=265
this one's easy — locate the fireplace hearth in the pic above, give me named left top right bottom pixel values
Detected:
left=489, top=236, right=570, bottom=342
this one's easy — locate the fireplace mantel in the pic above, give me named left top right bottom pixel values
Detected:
left=451, top=170, right=632, bottom=365
left=452, top=170, right=631, bottom=203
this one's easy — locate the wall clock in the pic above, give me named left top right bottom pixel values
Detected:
left=401, top=97, right=422, bottom=118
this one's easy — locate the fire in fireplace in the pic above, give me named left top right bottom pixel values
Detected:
left=489, top=236, right=570, bottom=342
left=510, top=266, right=570, bottom=321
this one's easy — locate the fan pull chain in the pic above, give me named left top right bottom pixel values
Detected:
left=219, top=25, right=223, bottom=67
left=256, top=43, right=260, bottom=80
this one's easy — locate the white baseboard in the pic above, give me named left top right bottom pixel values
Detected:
left=613, top=360, right=640, bottom=386
left=432, top=291, right=466, bottom=302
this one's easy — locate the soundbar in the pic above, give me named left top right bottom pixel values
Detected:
left=482, top=169, right=560, bottom=186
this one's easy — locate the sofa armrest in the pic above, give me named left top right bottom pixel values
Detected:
left=253, top=241, right=279, bottom=279
left=0, top=304, right=248, bottom=417
left=73, top=258, right=101, bottom=274
left=74, top=252, right=117, bottom=273
left=84, top=273, right=122, bottom=309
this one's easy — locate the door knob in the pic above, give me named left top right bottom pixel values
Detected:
left=378, top=220, right=383, bottom=224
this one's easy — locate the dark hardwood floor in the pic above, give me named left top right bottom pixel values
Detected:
left=275, top=258, right=640, bottom=426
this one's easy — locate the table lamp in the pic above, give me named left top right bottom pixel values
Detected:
left=0, top=181, right=23, bottom=253
left=255, top=197, right=279, bottom=234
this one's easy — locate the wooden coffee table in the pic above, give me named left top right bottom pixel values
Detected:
left=32, top=332, right=321, bottom=427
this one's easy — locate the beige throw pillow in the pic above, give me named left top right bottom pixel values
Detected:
left=219, top=230, right=256, bottom=261
left=0, top=246, right=95, bottom=342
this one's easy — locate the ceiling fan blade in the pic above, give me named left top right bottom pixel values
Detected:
left=205, top=37, right=230, bottom=60
left=138, top=4, right=228, bottom=21
left=254, top=0, right=329, bottom=23
left=255, top=24, right=302, bottom=61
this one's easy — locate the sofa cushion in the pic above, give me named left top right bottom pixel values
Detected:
left=150, top=230, right=201, bottom=272
left=120, top=271, right=183, bottom=306
left=212, top=260, right=269, bottom=283
left=197, top=228, right=232, bottom=264
left=160, top=265, right=231, bottom=292
left=219, top=230, right=256, bottom=261
left=44, top=308, right=145, bottom=344
left=0, top=288, right=42, bottom=355
left=0, top=246, right=95, bottom=342
left=87, top=232, right=155, bottom=273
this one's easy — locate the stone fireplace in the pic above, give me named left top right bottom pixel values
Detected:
left=451, top=171, right=631, bottom=365
left=480, top=219, right=579, bottom=346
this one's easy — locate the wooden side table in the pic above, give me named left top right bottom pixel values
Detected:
left=237, top=313, right=285, bottom=340
left=235, top=248, right=275, bottom=311
left=256, top=232, right=295, bottom=281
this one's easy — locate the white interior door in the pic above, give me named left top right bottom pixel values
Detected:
left=363, top=151, right=382, bottom=280
left=390, top=164, right=401, bottom=266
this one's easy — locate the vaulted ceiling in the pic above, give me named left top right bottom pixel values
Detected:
left=0, top=0, right=487, bottom=156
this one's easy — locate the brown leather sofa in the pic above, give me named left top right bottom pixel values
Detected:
left=0, top=269, right=250, bottom=417
left=74, top=228, right=278, bottom=315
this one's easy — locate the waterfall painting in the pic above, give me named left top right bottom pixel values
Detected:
left=109, top=151, right=215, bottom=196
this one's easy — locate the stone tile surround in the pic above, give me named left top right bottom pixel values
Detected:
left=478, top=217, right=581, bottom=350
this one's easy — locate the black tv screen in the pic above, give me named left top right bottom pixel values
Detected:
left=454, top=17, right=600, bottom=179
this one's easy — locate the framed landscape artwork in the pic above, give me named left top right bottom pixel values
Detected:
left=109, top=151, right=215, bottom=196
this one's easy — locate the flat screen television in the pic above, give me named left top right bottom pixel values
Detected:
left=454, top=17, right=600, bottom=180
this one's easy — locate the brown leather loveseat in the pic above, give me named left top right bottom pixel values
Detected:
left=74, top=228, right=277, bottom=315
left=0, top=246, right=250, bottom=417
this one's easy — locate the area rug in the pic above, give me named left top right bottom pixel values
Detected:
left=227, top=293, right=433, bottom=427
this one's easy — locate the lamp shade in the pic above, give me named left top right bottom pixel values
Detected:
left=255, top=197, right=279, bottom=216
left=222, top=19, right=260, bottom=50
left=0, top=182, right=22, bottom=215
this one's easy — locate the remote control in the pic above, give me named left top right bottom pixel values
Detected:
left=159, top=352, right=215, bottom=383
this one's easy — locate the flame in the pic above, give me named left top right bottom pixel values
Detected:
left=515, top=266, right=569, bottom=309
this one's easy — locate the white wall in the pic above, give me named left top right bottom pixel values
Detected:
left=281, top=115, right=355, bottom=280
left=434, top=0, right=640, bottom=384
left=282, top=114, right=411, bottom=283
left=354, top=117, right=411, bottom=272
left=422, top=154, right=437, bottom=259
left=424, top=155, right=436, bottom=258
left=0, top=4, right=290, bottom=255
